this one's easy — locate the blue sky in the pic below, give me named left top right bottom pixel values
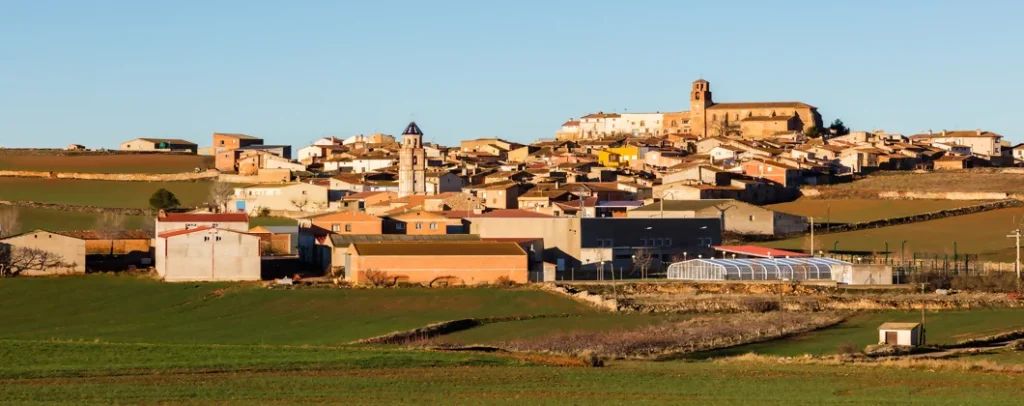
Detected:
left=1, top=0, right=1021, bottom=149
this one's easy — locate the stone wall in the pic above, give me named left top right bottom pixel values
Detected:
left=0, top=169, right=218, bottom=182
left=0, top=200, right=152, bottom=215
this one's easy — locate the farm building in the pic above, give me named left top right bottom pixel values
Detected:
left=0, top=230, right=86, bottom=276
left=878, top=322, right=924, bottom=346
left=666, top=257, right=851, bottom=282
left=119, top=138, right=198, bottom=154
left=57, top=230, right=152, bottom=256
left=155, top=226, right=261, bottom=282
left=344, top=241, right=527, bottom=285
left=155, top=211, right=250, bottom=236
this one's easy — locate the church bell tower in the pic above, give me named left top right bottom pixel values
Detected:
left=398, top=121, right=426, bottom=197
left=690, top=79, right=713, bottom=137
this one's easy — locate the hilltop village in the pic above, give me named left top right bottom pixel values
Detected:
left=1, top=78, right=1019, bottom=284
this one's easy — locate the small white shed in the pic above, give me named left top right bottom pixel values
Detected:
left=878, top=322, right=923, bottom=346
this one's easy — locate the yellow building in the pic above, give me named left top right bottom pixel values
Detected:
left=597, top=146, right=639, bottom=167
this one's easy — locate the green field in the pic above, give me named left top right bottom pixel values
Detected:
left=2, top=341, right=1023, bottom=405
left=1, top=206, right=150, bottom=232
left=765, top=207, right=1024, bottom=261
left=0, top=276, right=595, bottom=345
left=4, top=277, right=1024, bottom=404
left=0, top=154, right=213, bottom=174
left=0, top=178, right=216, bottom=209
left=686, top=309, right=1024, bottom=359
left=768, top=198, right=988, bottom=224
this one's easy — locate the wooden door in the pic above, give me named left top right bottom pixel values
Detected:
left=885, top=331, right=898, bottom=345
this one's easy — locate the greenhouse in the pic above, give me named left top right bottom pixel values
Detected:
left=666, top=257, right=852, bottom=281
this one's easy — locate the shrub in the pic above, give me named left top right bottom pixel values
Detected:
left=257, top=207, right=271, bottom=217
left=578, top=350, right=605, bottom=367
left=1010, top=340, right=1024, bottom=351
left=837, top=342, right=862, bottom=355
left=739, top=297, right=780, bottom=313
left=363, top=269, right=393, bottom=287
left=951, top=273, right=1020, bottom=293
left=148, top=189, right=180, bottom=210
left=494, top=276, right=516, bottom=288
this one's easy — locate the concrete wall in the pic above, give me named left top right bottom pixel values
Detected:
left=469, top=217, right=581, bottom=270
left=0, top=231, right=85, bottom=275
left=231, top=182, right=329, bottom=213
left=156, top=229, right=260, bottom=281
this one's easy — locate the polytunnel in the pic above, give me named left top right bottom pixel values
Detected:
left=665, top=257, right=852, bottom=281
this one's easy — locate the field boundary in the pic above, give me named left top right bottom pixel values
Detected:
left=0, top=169, right=219, bottom=182
left=0, top=200, right=153, bottom=215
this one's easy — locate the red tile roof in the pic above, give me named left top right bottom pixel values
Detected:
left=158, top=226, right=254, bottom=239
left=159, top=212, right=249, bottom=223
left=470, top=209, right=554, bottom=218
left=713, top=245, right=809, bottom=258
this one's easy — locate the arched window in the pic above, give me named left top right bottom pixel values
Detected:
left=695, top=93, right=701, bottom=100
left=671, top=120, right=677, bottom=127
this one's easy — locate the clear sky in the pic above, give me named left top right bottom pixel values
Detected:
left=1, top=0, right=1021, bottom=150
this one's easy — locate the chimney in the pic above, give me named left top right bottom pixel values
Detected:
left=976, top=129, right=982, bottom=136
left=928, top=129, right=933, bottom=135
left=942, top=129, right=947, bottom=136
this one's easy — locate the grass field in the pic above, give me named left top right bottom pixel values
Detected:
left=1, top=206, right=150, bottom=231
left=2, top=341, right=1023, bottom=404
left=3, top=277, right=1024, bottom=404
left=0, top=154, right=214, bottom=174
left=0, top=276, right=596, bottom=345
left=767, top=198, right=989, bottom=224
left=249, top=216, right=298, bottom=227
left=825, top=170, right=1024, bottom=195
left=764, top=207, right=1024, bottom=261
left=0, top=178, right=216, bottom=209
left=431, top=314, right=685, bottom=346
left=686, top=309, right=1024, bottom=359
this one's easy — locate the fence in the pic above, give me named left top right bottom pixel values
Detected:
left=821, top=252, right=1018, bottom=279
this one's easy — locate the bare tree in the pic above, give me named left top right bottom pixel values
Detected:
left=0, top=247, right=68, bottom=277
left=0, top=207, right=20, bottom=239
left=363, top=269, right=393, bottom=287
left=94, top=212, right=127, bottom=256
left=633, top=248, right=654, bottom=279
left=208, top=182, right=235, bottom=213
left=290, top=197, right=311, bottom=212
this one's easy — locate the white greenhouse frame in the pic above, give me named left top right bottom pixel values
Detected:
left=666, top=258, right=852, bottom=281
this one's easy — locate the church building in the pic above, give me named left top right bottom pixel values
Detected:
left=398, top=121, right=426, bottom=197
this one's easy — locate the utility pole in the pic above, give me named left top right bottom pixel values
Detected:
left=1008, top=229, right=1022, bottom=291
left=809, top=216, right=815, bottom=257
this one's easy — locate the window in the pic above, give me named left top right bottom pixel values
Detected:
left=302, top=190, right=308, bottom=195
left=665, top=238, right=672, bottom=246
left=397, top=223, right=405, bottom=230
left=429, top=222, right=437, bottom=230
left=204, top=236, right=210, bottom=241
left=344, top=224, right=352, bottom=232
left=415, top=223, right=423, bottom=230
left=331, top=224, right=341, bottom=232
left=749, top=215, right=756, bottom=221
left=215, top=236, right=222, bottom=242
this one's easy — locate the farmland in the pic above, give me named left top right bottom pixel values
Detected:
left=0, top=178, right=217, bottom=209
left=0, top=153, right=214, bottom=174
left=819, top=170, right=1024, bottom=196
left=0, top=276, right=596, bottom=345
left=764, top=207, right=1024, bottom=261
left=767, top=198, right=989, bottom=224
left=2, top=277, right=1024, bottom=404
left=686, top=309, right=1024, bottom=359
left=0, top=206, right=150, bottom=231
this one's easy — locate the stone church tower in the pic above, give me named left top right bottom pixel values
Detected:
left=398, top=121, right=426, bottom=197
left=690, top=79, right=713, bottom=137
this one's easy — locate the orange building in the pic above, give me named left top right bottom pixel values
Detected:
left=344, top=241, right=528, bottom=285
left=386, top=210, right=448, bottom=235
left=310, top=211, right=383, bottom=235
